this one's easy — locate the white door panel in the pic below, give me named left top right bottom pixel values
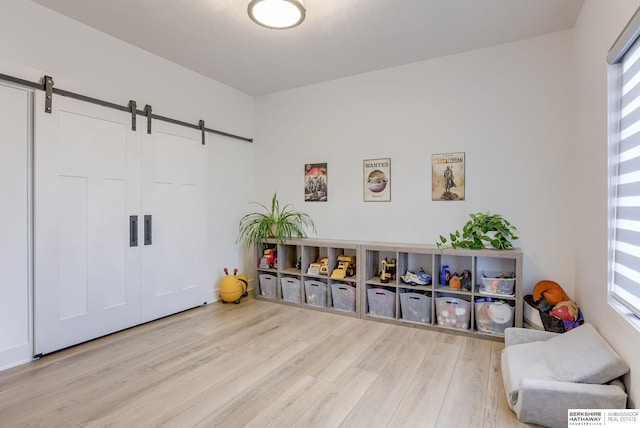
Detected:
left=140, top=122, right=207, bottom=322
left=57, top=175, right=89, bottom=320
left=34, top=93, right=141, bottom=355
left=180, top=184, right=201, bottom=290
left=102, top=178, right=129, bottom=309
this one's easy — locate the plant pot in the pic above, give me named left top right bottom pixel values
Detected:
left=484, top=231, right=498, bottom=248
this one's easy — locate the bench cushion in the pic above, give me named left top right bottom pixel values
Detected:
left=501, top=323, right=629, bottom=407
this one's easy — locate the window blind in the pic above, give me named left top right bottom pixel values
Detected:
left=611, top=34, right=640, bottom=318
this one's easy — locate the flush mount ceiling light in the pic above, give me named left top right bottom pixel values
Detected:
left=247, top=0, right=306, bottom=30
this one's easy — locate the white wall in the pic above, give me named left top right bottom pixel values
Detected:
left=255, top=31, right=576, bottom=297
left=0, top=83, right=31, bottom=370
left=0, top=1, right=254, bottom=316
left=573, top=0, right=640, bottom=408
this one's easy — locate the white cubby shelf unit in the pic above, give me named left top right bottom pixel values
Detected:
left=253, top=238, right=523, bottom=340
left=256, top=239, right=361, bottom=318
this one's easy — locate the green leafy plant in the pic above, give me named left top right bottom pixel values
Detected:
left=237, top=192, right=316, bottom=247
left=437, top=212, right=518, bottom=250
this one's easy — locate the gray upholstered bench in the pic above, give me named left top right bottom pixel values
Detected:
left=501, top=323, right=629, bottom=428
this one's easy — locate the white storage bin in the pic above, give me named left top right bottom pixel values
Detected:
left=259, top=274, right=277, bottom=298
left=281, top=277, right=302, bottom=303
left=480, top=271, right=515, bottom=296
left=331, top=283, right=356, bottom=312
left=304, top=280, right=327, bottom=307
left=436, top=297, right=471, bottom=330
left=523, top=295, right=544, bottom=330
left=367, top=288, right=396, bottom=318
left=475, top=299, right=514, bottom=335
left=400, top=293, right=431, bottom=323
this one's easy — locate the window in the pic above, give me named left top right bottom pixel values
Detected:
left=608, top=8, right=640, bottom=321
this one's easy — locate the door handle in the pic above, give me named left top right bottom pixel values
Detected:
left=129, top=215, right=138, bottom=247
left=144, top=215, right=152, bottom=245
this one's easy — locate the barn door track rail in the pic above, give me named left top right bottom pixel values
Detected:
left=0, top=72, right=253, bottom=144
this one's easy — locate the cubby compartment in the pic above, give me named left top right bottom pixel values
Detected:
left=304, top=246, right=329, bottom=277
left=328, top=247, right=358, bottom=280
left=436, top=296, right=471, bottom=330
left=474, top=298, right=515, bottom=335
left=400, top=291, right=432, bottom=324
left=304, top=279, right=328, bottom=307
left=434, top=253, right=473, bottom=293
left=278, top=244, right=302, bottom=275
left=258, top=273, right=278, bottom=298
left=257, top=242, right=278, bottom=271
left=476, top=256, right=517, bottom=297
left=365, top=249, right=398, bottom=285
left=398, top=252, right=433, bottom=286
left=331, top=282, right=357, bottom=312
left=281, top=276, right=302, bottom=303
left=366, top=286, right=396, bottom=318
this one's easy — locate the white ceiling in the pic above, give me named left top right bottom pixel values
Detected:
left=31, top=0, right=585, bottom=96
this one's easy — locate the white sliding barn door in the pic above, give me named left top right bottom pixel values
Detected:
left=34, top=93, right=141, bottom=355
left=140, top=121, right=208, bottom=322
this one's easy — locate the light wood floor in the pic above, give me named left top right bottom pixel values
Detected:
left=0, top=297, right=530, bottom=427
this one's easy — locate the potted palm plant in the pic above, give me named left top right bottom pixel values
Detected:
left=436, top=212, right=518, bottom=250
left=237, top=192, right=316, bottom=247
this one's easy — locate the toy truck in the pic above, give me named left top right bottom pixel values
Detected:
left=259, top=248, right=278, bottom=269
left=330, top=255, right=356, bottom=279
left=380, top=257, right=396, bottom=283
left=319, top=257, right=330, bottom=275
left=307, top=256, right=328, bottom=275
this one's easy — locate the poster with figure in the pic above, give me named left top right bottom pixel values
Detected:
left=432, top=152, right=465, bottom=201
left=363, top=158, right=391, bottom=202
left=305, top=163, right=328, bottom=202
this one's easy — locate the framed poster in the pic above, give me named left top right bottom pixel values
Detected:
left=304, top=163, right=328, bottom=202
left=432, top=152, right=465, bottom=201
left=363, top=158, right=391, bottom=202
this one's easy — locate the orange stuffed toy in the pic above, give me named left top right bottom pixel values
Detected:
left=532, top=280, right=570, bottom=306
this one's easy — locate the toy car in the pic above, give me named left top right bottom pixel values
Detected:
left=259, top=248, right=278, bottom=269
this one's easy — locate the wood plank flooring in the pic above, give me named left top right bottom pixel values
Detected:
left=0, top=298, right=530, bottom=427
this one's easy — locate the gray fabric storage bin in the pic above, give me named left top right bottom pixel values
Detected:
left=281, top=277, right=302, bottom=303
left=400, top=292, right=431, bottom=323
left=331, top=283, right=356, bottom=312
left=367, top=288, right=396, bottom=318
left=304, top=280, right=327, bottom=307
left=258, top=274, right=277, bottom=298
